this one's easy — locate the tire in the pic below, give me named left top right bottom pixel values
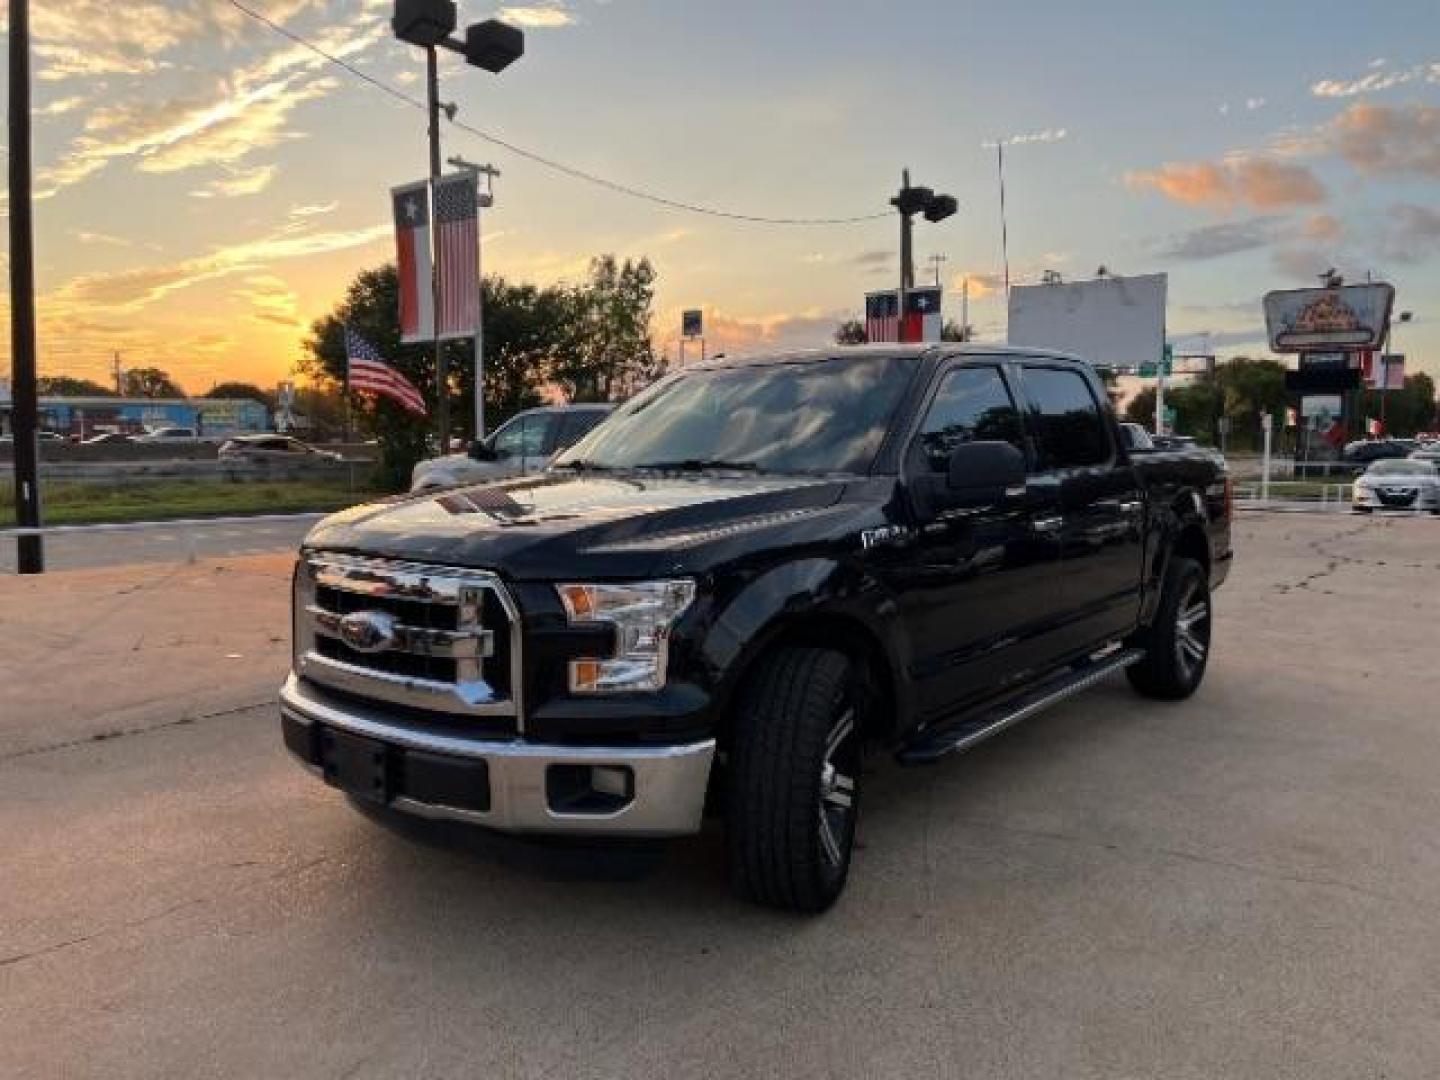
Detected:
left=1127, top=556, right=1212, bottom=701
left=727, top=647, right=863, bottom=913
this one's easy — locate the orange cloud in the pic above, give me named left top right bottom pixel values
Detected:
left=1328, top=102, right=1440, bottom=178
left=1301, top=213, right=1344, bottom=242
left=1125, top=158, right=1326, bottom=210
left=952, top=272, right=1002, bottom=299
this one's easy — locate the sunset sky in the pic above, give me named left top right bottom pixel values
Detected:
left=2, top=0, right=1438, bottom=394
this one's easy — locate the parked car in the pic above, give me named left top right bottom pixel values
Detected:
left=1119, top=422, right=1155, bottom=452
left=282, top=345, right=1232, bottom=912
left=0, top=431, right=64, bottom=444
left=1407, top=444, right=1440, bottom=465
left=219, top=434, right=342, bottom=464
left=409, top=403, right=616, bottom=491
left=1151, top=434, right=1199, bottom=451
left=1352, top=458, right=1440, bottom=513
left=134, top=426, right=200, bottom=444
left=1342, top=439, right=1415, bottom=465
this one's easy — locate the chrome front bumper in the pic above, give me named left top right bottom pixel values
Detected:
left=280, top=674, right=715, bottom=838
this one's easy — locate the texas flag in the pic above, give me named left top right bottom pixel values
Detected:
left=392, top=180, right=433, bottom=343
left=900, top=286, right=942, bottom=343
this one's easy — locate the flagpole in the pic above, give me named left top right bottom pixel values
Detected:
left=342, top=322, right=353, bottom=444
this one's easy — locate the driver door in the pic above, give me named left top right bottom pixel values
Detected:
left=885, top=360, right=1069, bottom=719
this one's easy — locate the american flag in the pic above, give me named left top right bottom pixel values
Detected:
left=865, top=290, right=900, bottom=343
left=433, top=171, right=480, bottom=340
left=345, top=326, right=427, bottom=416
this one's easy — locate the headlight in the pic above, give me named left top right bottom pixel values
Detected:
left=556, top=580, right=696, bottom=693
left=292, top=557, right=316, bottom=669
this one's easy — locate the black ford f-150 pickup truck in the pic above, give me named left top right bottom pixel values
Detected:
left=281, top=345, right=1231, bottom=911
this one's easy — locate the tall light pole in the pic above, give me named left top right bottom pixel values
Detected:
left=9, top=0, right=44, bottom=573
left=890, top=171, right=957, bottom=331
left=392, top=1, right=523, bottom=450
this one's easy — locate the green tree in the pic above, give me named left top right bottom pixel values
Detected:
left=834, top=319, right=867, bottom=345
left=35, top=376, right=116, bottom=397
left=206, top=381, right=276, bottom=410
left=1358, top=372, right=1437, bottom=437
left=941, top=318, right=971, bottom=342
left=121, top=367, right=184, bottom=399
left=550, top=256, right=661, bottom=401
left=1125, top=386, right=1156, bottom=426
left=306, top=263, right=646, bottom=486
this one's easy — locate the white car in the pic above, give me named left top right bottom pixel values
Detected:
left=134, top=426, right=200, bottom=443
left=1353, top=458, right=1440, bottom=513
left=409, top=404, right=614, bottom=492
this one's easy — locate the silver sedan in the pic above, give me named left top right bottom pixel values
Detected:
left=1353, top=458, right=1440, bottom=513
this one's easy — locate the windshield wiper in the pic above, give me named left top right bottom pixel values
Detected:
left=550, top=459, right=615, bottom=472
left=631, top=458, right=762, bottom=473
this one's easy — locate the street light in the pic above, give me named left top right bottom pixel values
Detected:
left=890, top=169, right=957, bottom=294
left=392, top=2, right=524, bottom=449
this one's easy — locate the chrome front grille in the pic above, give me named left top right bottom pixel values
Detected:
left=294, top=554, right=522, bottom=727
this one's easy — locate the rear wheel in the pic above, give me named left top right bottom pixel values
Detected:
left=1127, top=556, right=1211, bottom=701
left=727, top=647, right=862, bottom=913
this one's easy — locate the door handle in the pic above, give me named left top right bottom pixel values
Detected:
left=1031, top=515, right=1064, bottom=533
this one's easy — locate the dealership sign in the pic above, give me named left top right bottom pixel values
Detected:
left=1263, top=283, right=1395, bottom=353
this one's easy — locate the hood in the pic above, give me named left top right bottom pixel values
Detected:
left=305, top=470, right=854, bottom=579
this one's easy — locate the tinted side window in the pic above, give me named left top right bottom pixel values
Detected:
left=556, top=410, right=608, bottom=450
left=493, top=414, right=551, bottom=457
left=914, top=366, right=1024, bottom=473
left=1024, top=366, right=1110, bottom=469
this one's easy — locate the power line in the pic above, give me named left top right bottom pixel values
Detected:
left=223, top=0, right=888, bottom=226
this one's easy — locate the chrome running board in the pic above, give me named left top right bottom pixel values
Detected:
left=896, top=648, right=1145, bottom=765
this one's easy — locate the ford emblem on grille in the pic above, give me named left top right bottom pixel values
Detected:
left=337, top=610, right=398, bottom=654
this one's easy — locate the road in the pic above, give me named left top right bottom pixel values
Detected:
left=3, top=514, right=1440, bottom=1078
left=0, top=514, right=316, bottom=573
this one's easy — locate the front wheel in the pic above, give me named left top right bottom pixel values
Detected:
left=1127, top=556, right=1212, bottom=701
left=727, top=647, right=862, bottom=913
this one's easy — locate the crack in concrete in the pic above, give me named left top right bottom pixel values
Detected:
left=0, top=857, right=330, bottom=970
left=957, top=818, right=1428, bottom=914
left=0, top=699, right=272, bottom=763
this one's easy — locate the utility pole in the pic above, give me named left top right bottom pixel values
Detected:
left=9, top=0, right=44, bottom=573
left=961, top=277, right=970, bottom=340
left=996, top=141, right=1011, bottom=301
left=111, top=352, right=124, bottom=395
left=926, top=253, right=948, bottom=287
left=425, top=43, right=449, bottom=452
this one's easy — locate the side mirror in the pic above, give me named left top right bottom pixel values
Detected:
left=469, top=438, right=497, bottom=462
left=945, top=441, right=1026, bottom=507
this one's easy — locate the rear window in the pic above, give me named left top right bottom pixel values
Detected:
left=1022, top=366, right=1110, bottom=469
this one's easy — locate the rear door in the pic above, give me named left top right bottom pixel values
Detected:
left=1015, top=362, right=1145, bottom=654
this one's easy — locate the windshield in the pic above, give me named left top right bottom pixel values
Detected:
left=554, top=354, right=916, bottom=474
left=1369, top=459, right=1436, bottom=476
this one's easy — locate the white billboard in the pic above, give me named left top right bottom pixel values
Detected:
left=1008, top=273, right=1167, bottom=370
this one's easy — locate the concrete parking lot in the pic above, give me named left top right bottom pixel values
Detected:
left=3, top=512, right=1439, bottom=1078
